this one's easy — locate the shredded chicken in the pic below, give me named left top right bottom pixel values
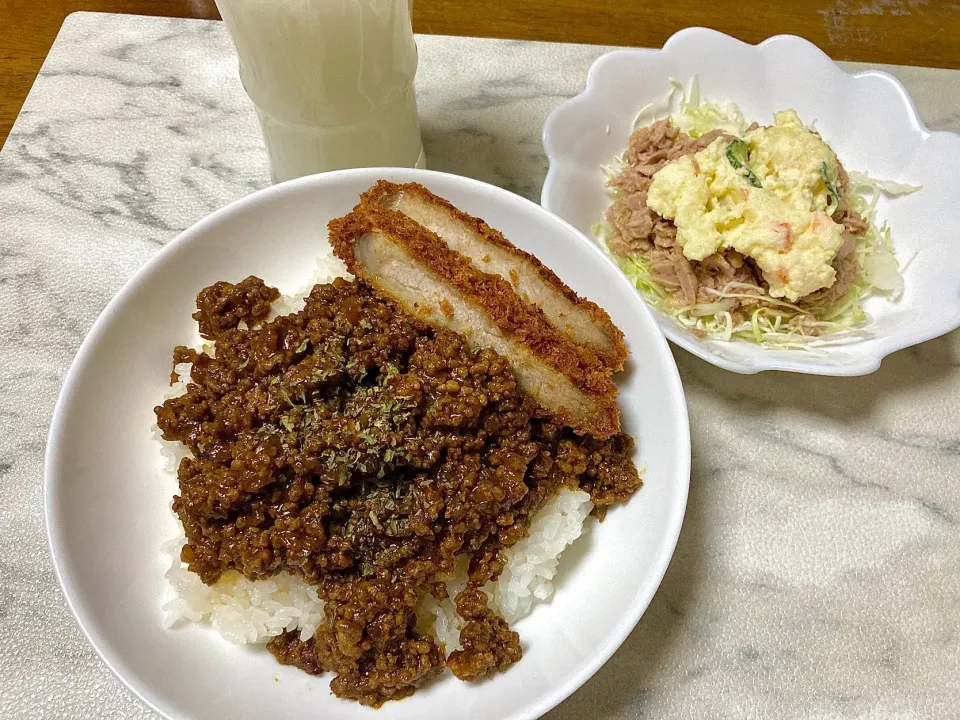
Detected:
left=608, top=120, right=731, bottom=198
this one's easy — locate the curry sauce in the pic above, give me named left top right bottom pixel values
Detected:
left=155, top=277, right=642, bottom=706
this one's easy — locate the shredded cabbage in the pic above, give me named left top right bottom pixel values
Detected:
left=846, top=171, right=921, bottom=196
left=598, top=78, right=918, bottom=349
left=667, top=77, right=749, bottom=138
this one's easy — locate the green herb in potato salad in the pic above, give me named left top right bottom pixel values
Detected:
left=596, top=79, right=919, bottom=348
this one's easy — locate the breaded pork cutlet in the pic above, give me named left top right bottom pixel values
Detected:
left=329, top=205, right=621, bottom=438
left=361, top=181, right=627, bottom=370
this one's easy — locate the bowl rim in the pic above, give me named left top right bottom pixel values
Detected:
left=541, top=26, right=960, bottom=376
left=44, top=166, right=692, bottom=720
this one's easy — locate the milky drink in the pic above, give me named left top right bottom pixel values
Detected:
left=215, top=0, right=425, bottom=182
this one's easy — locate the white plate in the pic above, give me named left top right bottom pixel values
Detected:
left=542, top=28, right=960, bottom=375
left=45, top=168, right=690, bottom=720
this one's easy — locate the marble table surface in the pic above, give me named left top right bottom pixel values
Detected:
left=2, top=11, right=959, bottom=720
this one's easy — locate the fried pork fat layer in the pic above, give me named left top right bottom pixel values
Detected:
left=362, top=181, right=627, bottom=370
left=329, top=205, right=621, bottom=438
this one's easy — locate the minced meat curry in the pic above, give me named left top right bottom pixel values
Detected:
left=155, top=276, right=642, bottom=706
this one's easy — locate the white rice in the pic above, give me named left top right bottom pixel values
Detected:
left=270, top=254, right=349, bottom=317
left=161, top=534, right=326, bottom=644
left=489, top=488, right=593, bottom=624
left=156, top=253, right=594, bottom=650
left=417, top=488, right=593, bottom=652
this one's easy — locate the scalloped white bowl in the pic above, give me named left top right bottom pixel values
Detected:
left=542, top=27, right=960, bottom=375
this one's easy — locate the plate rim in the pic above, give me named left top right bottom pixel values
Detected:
left=44, top=167, right=692, bottom=720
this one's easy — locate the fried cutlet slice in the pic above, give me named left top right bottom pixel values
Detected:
left=328, top=206, right=620, bottom=438
left=360, top=181, right=627, bottom=370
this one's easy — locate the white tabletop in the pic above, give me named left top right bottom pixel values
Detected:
left=1, top=11, right=958, bottom=719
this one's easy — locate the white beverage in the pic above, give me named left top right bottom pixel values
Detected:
left=215, top=0, right=425, bottom=182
